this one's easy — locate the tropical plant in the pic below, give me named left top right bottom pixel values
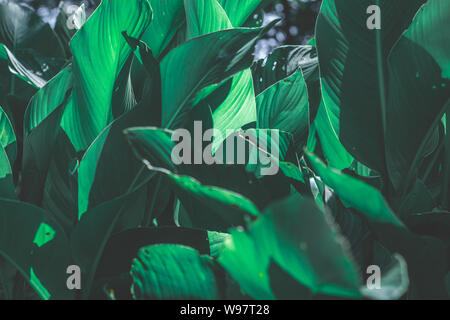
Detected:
left=0, top=0, right=448, bottom=300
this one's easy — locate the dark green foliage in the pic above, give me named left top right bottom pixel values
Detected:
left=0, top=0, right=449, bottom=300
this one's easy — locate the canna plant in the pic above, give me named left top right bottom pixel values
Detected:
left=0, top=0, right=448, bottom=300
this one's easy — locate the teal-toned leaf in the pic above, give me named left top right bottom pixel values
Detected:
left=252, top=45, right=318, bottom=96
left=141, top=0, right=185, bottom=59
left=78, top=104, right=157, bottom=216
left=0, top=105, right=16, bottom=166
left=126, top=127, right=261, bottom=231
left=71, top=185, right=151, bottom=299
left=0, top=199, right=73, bottom=300
left=21, top=89, right=72, bottom=205
left=385, top=0, right=450, bottom=191
left=97, top=227, right=216, bottom=279
left=161, top=22, right=276, bottom=129
left=256, top=70, right=309, bottom=148
left=24, top=65, right=73, bottom=135
left=306, top=151, right=404, bottom=227
left=131, top=245, right=221, bottom=299
left=306, top=152, right=448, bottom=299
left=217, top=0, right=264, bottom=27
left=61, top=0, right=152, bottom=150
left=219, top=194, right=362, bottom=299
left=0, top=144, right=15, bottom=199
left=313, top=97, right=353, bottom=170
left=316, top=0, right=426, bottom=173
left=185, top=0, right=259, bottom=152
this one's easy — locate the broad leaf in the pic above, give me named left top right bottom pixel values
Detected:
left=256, top=70, right=309, bottom=148
left=0, top=105, right=16, bottom=166
left=185, top=0, right=258, bottom=151
left=0, top=198, right=72, bottom=300
left=160, top=22, right=277, bottom=129
left=141, top=0, right=185, bottom=59
left=219, top=194, right=361, bottom=299
left=316, top=0, right=426, bottom=174
left=306, top=151, right=404, bottom=227
left=131, top=245, right=221, bottom=299
left=61, top=0, right=153, bottom=150
left=385, top=0, right=450, bottom=191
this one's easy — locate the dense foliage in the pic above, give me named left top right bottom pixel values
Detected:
left=0, top=0, right=449, bottom=300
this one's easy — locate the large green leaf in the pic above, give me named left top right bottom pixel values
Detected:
left=160, top=22, right=276, bottom=129
left=71, top=184, right=151, bottom=299
left=256, top=70, right=309, bottom=148
left=252, top=45, right=318, bottom=96
left=217, top=0, right=264, bottom=27
left=312, top=97, right=353, bottom=170
left=61, top=0, right=152, bottom=150
left=306, top=152, right=449, bottom=298
left=126, top=127, right=262, bottom=231
left=0, top=105, right=16, bottom=166
left=0, top=199, right=73, bottom=300
left=96, top=227, right=221, bottom=279
left=77, top=104, right=157, bottom=216
left=41, top=132, right=78, bottom=234
left=24, top=65, right=73, bottom=135
left=185, top=0, right=258, bottom=151
left=21, top=89, right=72, bottom=205
left=0, top=144, right=15, bottom=199
left=218, top=194, right=361, bottom=299
left=131, top=245, right=221, bottom=299
left=141, top=0, right=185, bottom=59
left=316, top=0, right=426, bottom=174
left=306, top=151, right=404, bottom=227
left=385, top=0, right=450, bottom=192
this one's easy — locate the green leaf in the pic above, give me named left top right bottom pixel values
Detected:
left=256, top=70, right=309, bottom=148
left=0, top=144, right=15, bottom=199
left=0, top=198, right=73, bottom=300
left=0, top=105, right=16, bottom=166
left=252, top=45, right=318, bottom=96
left=166, top=173, right=260, bottom=232
left=185, top=0, right=231, bottom=38
left=71, top=185, right=151, bottom=299
left=126, top=127, right=261, bottom=231
left=160, top=22, right=276, bottom=129
left=61, top=0, right=152, bottom=150
left=21, top=89, right=72, bottom=205
left=41, top=132, right=78, bottom=234
left=306, top=152, right=449, bottom=299
left=78, top=104, right=157, bottom=216
left=217, top=0, right=264, bottom=27
left=96, top=227, right=218, bottom=279
left=385, top=0, right=450, bottom=191
left=24, top=65, right=73, bottom=135
left=124, top=127, right=176, bottom=171
left=306, top=151, right=404, bottom=227
left=312, top=97, right=353, bottom=170
left=185, top=0, right=258, bottom=152
left=316, top=0, right=426, bottom=174
left=131, top=244, right=221, bottom=299
left=219, top=194, right=362, bottom=299
left=141, top=0, right=185, bottom=59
